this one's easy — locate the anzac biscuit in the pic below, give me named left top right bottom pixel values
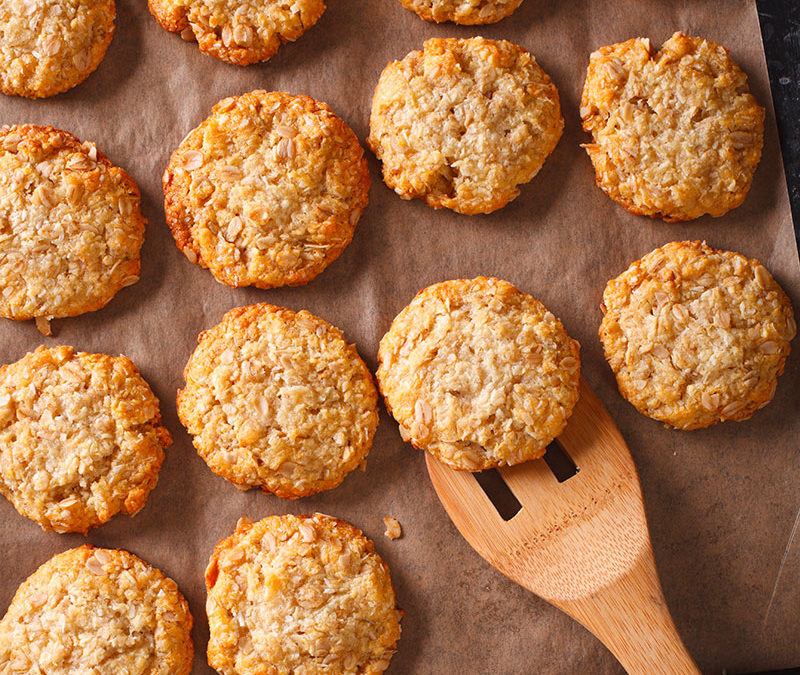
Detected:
left=0, top=346, right=171, bottom=533
left=368, top=37, right=563, bottom=215
left=164, top=91, right=369, bottom=289
left=377, top=277, right=580, bottom=471
left=0, top=0, right=115, bottom=98
left=148, top=0, right=325, bottom=66
left=177, top=303, right=378, bottom=498
left=396, top=0, right=524, bottom=24
left=599, top=241, right=796, bottom=429
left=206, top=514, right=402, bottom=675
left=0, top=125, right=145, bottom=334
left=580, top=32, right=765, bottom=222
left=0, top=545, right=193, bottom=674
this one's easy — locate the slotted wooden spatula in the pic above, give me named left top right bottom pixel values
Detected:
left=425, top=378, right=700, bottom=674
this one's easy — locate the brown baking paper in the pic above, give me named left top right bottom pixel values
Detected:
left=0, top=0, right=798, bottom=672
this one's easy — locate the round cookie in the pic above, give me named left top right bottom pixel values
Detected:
left=148, top=0, right=325, bottom=66
left=0, top=125, right=145, bottom=333
left=164, top=91, right=369, bottom=289
left=206, top=514, right=402, bottom=675
left=0, top=345, right=171, bottom=533
left=396, top=0, right=524, bottom=24
left=377, top=277, right=581, bottom=471
left=177, top=303, right=379, bottom=498
left=0, top=545, right=193, bottom=674
left=368, top=37, right=563, bottom=215
left=580, top=32, right=765, bottom=222
left=0, top=0, right=115, bottom=99
left=599, top=241, right=796, bottom=430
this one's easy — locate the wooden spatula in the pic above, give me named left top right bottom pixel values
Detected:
left=425, top=377, right=700, bottom=674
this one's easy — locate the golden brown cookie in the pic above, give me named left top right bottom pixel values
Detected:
left=396, top=0, right=524, bottom=24
left=0, top=0, right=115, bottom=98
left=377, top=277, right=581, bottom=471
left=580, top=32, right=765, bottom=222
left=0, top=346, right=171, bottom=533
left=0, top=125, right=145, bottom=334
left=148, top=0, right=325, bottom=66
left=177, top=303, right=379, bottom=498
left=0, top=545, right=193, bottom=674
left=368, top=37, right=563, bottom=215
left=164, top=91, right=369, bottom=289
left=600, top=241, right=796, bottom=429
left=206, top=514, right=402, bottom=675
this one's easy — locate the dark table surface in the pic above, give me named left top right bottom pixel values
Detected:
left=748, top=8, right=799, bottom=675
left=757, top=0, right=800, bottom=253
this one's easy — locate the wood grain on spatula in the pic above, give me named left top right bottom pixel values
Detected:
left=425, top=378, right=700, bottom=674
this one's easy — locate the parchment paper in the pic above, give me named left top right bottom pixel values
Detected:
left=0, top=0, right=798, bottom=672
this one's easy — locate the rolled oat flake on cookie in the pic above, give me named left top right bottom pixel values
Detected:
left=163, top=90, right=370, bottom=289
left=0, top=125, right=145, bottom=334
left=0, top=0, right=115, bottom=98
left=148, top=0, right=325, bottom=65
left=206, top=513, right=402, bottom=674
left=377, top=277, right=581, bottom=470
left=599, top=241, right=796, bottom=429
left=580, top=32, right=765, bottom=221
left=0, top=545, right=193, bottom=674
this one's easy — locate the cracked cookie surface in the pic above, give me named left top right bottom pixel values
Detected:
left=206, top=514, right=401, bottom=675
left=0, top=125, right=144, bottom=330
left=395, top=0, right=524, bottom=24
left=0, top=346, right=171, bottom=533
left=178, top=303, right=378, bottom=498
left=164, top=91, right=369, bottom=289
left=0, top=545, right=193, bottom=674
left=0, top=0, right=115, bottom=98
left=600, top=241, right=796, bottom=429
left=377, top=277, right=580, bottom=470
left=148, top=0, right=324, bottom=65
left=368, top=37, right=563, bottom=215
left=580, top=32, right=764, bottom=222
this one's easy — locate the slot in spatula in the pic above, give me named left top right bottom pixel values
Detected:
left=425, top=378, right=700, bottom=674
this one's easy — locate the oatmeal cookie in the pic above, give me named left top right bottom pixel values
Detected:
left=0, top=545, right=193, bottom=674
left=177, top=303, right=378, bottom=498
left=0, top=0, right=115, bottom=98
left=148, top=0, right=325, bottom=66
left=206, top=514, right=402, bottom=675
left=377, top=277, right=580, bottom=471
left=580, top=32, right=765, bottom=222
left=164, top=91, right=369, bottom=289
left=0, top=346, right=171, bottom=533
left=600, top=241, right=796, bottom=429
left=0, top=125, right=144, bottom=333
left=368, top=37, right=563, bottom=215
left=396, top=0, right=524, bottom=24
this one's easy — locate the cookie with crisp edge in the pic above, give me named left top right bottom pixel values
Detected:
left=396, top=0, right=524, bottom=24
left=377, top=277, right=581, bottom=471
left=580, top=32, right=765, bottom=222
left=0, top=0, right=115, bottom=99
left=600, top=241, right=796, bottom=429
left=368, top=37, right=563, bottom=215
left=0, top=124, right=145, bottom=333
left=0, top=345, right=172, bottom=533
left=148, top=0, right=325, bottom=66
left=206, top=514, right=402, bottom=675
left=164, top=90, right=369, bottom=289
left=177, top=303, right=379, bottom=498
left=0, top=545, right=193, bottom=674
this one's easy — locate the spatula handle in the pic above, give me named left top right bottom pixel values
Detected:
left=562, top=548, right=699, bottom=674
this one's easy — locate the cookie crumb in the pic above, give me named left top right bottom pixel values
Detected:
left=383, top=517, right=402, bottom=540
left=34, top=316, right=52, bottom=336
